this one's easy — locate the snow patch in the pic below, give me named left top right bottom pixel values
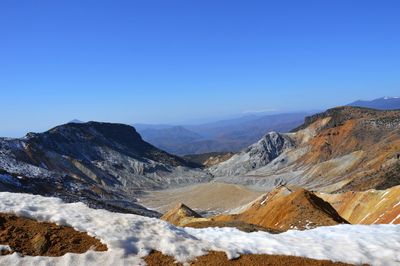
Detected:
left=0, top=245, right=11, bottom=252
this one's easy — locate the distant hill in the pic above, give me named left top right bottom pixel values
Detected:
left=136, top=112, right=308, bottom=155
left=138, top=126, right=204, bottom=155
left=347, top=97, right=400, bottom=110
left=68, top=119, right=85, bottom=124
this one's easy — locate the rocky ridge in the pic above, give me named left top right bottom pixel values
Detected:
left=0, top=122, right=211, bottom=216
left=212, top=107, right=400, bottom=193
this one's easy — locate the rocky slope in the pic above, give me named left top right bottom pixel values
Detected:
left=319, top=185, right=400, bottom=225
left=212, top=107, right=400, bottom=193
left=210, top=132, right=294, bottom=176
left=160, top=203, right=205, bottom=226
left=213, top=187, right=349, bottom=231
left=0, top=122, right=211, bottom=216
left=184, top=152, right=235, bottom=167
left=161, top=187, right=349, bottom=231
left=160, top=203, right=278, bottom=233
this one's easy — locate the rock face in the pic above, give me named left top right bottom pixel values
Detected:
left=0, top=122, right=211, bottom=217
left=210, top=132, right=294, bottom=176
left=214, top=187, right=349, bottom=231
left=212, top=107, right=400, bottom=193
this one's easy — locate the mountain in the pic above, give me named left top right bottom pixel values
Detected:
left=212, top=106, right=400, bottom=193
left=187, top=112, right=308, bottom=139
left=138, top=126, right=204, bottom=155
left=0, top=122, right=211, bottom=216
left=210, top=132, right=294, bottom=176
left=347, top=96, right=400, bottom=110
left=214, top=187, right=349, bottom=231
left=68, top=119, right=84, bottom=124
left=161, top=186, right=349, bottom=231
left=136, top=112, right=307, bottom=155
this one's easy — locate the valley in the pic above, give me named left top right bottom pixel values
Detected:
left=0, top=104, right=399, bottom=265
left=3, top=0, right=400, bottom=264
left=137, top=182, right=264, bottom=215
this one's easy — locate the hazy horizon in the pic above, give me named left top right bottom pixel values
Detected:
left=0, top=96, right=395, bottom=138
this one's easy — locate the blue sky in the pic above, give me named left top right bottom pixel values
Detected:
left=1, top=0, right=399, bottom=137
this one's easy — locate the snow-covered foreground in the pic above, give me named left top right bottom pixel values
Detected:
left=0, top=192, right=399, bottom=266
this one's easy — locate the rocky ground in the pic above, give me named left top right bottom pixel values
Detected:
left=145, top=251, right=360, bottom=266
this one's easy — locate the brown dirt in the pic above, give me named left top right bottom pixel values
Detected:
left=216, top=188, right=349, bottom=231
left=140, top=182, right=263, bottom=214
left=161, top=203, right=203, bottom=226
left=144, top=251, right=361, bottom=266
left=318, top=185, right=400, bottom=224
left=0, top=213, right=107, bottom=257
left=160, top=187, right=349, bottom=232
left=286, top=107, right=400, bottom=193
left=161, top=203, right=282, bottom=233
left=184, top=220, right=282, bottom=233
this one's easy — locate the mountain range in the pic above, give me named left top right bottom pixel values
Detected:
left=135, top=97, right=400, bottom=156
left=136, top=112, right=308, bottom=155
left=0, top=99, right=399, bottom=225
left=347, top=96, right=400, bottom=110
left=1, top=100, right=400, bottom=266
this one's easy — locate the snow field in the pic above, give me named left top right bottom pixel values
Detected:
left=0, top=192, right=398, bottom=266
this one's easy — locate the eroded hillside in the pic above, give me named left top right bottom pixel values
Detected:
left=212, top=107, right=400, bottom=193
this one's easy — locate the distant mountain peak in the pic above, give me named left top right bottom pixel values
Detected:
left=347, top=97, right=400, bottom=110
left=68, top=119, right=84, bottom=124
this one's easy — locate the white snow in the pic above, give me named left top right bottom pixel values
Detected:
left=0, top=245, right=11, bottom=252
left=0, top=192, right=399, bottom=266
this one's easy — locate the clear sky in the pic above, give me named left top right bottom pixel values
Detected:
left=1, top=0, right=399, bottom=137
